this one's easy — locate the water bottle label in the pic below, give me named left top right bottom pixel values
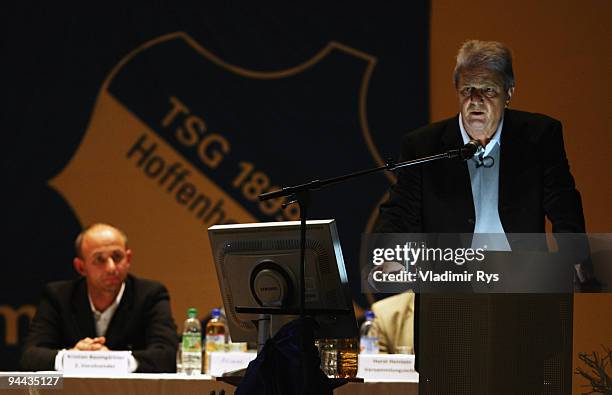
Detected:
left=183, top=351, right=201, bottom=359
left=206, top=335, right=225, bottom=352
left=359, top=336, right=380, bottom=354
left=182, top=333, right=202, bottom=352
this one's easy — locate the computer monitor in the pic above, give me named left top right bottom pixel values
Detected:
left=208, top=219, right=358, bottom=343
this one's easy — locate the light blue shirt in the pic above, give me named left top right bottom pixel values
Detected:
left=459, top=114, right=511, bottom=251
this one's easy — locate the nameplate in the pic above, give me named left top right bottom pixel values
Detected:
left=63, top=351, right=131, bottom=375
left=208, top=352, right=257, bottom=377
left=357, top=354, right=416, bottom=381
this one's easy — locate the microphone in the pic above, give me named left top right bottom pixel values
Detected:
left=448, top=140, right=482, bottom=160
left=460, top=140, right=481, bottom=160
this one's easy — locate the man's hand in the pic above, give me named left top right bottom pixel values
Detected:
left=72, top=336, right=109, bottom=351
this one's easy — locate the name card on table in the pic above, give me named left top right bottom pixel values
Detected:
left=357, top=354, right=417, bottom=381
left=63, top=351, right=131, bottom=375
left=208, top=352, right=257, bottom=377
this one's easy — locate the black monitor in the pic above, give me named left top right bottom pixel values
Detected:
left=208, top=219, right=358, bottom=343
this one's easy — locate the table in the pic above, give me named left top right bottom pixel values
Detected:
left=0, top=373, right=418, bottom=394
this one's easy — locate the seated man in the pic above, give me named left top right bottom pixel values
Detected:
left=370, top=292, right=415, bottom=354
left=21, top=223, right=178, bottom=372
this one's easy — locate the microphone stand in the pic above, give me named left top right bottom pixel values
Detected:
left=256, top=145, right=473, bottom=390
left=258, top=145, right=474, bottom=319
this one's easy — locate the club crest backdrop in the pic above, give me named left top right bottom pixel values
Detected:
left=1, top=4, right=429, bottom=369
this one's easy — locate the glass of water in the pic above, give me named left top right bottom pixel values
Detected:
left=317, top=338, right=338, bottom=377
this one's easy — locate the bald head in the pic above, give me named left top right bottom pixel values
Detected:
left=75, top=223, right=128, bottom=259
left=73, top=223, right=132, bottom=298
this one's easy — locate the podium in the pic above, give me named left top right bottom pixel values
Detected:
left=417, top=293, right=573, bottom=394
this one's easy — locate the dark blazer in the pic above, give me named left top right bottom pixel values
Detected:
left=21, top=274, right=178, bottom=373
left=375, top=109, right=585, bottom=235
left=373, top=110, right=585, bottom=392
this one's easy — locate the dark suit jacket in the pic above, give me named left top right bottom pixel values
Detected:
left=375, top=109, right=585, bottom=235
left=21, top=274, right=178, bottom=373
left=373, top=109, right=585, bottom=393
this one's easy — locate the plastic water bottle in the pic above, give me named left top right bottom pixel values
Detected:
left=359, top=310, right=379, bottom=354
left=182, top=307, right=202, bottom=375
left=205, top=308, right=227, bottom=374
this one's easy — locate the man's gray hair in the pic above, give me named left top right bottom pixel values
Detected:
left=453, top=40, right=515, bottom=92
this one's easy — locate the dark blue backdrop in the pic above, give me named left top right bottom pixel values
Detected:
left=1, top=3, right=429, bottom=369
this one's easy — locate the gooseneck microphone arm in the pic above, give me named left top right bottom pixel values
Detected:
left=259, top=140, right=480, bottom=201
left=257, top=140, right=481, bottom=318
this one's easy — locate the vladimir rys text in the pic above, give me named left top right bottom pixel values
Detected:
left=370, top=244, right=500, bottom=285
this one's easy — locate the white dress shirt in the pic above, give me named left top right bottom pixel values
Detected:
left=89, top=282, right=125, bottom=337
